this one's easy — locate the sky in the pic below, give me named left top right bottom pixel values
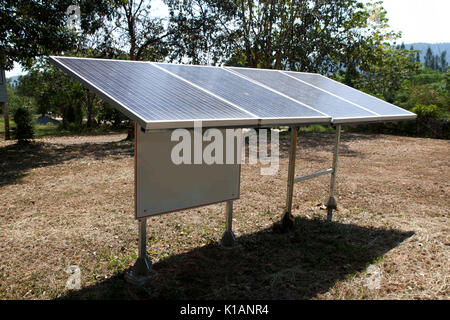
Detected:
left=371, top=0, right=450, bottom=44
left=6, top=0, right=450, bottom=78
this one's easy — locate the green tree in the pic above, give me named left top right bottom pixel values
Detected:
left=97, top=102, right=128, bottom=128
left=352, top=45, right=421, bottom=103
left=0, top=0, right=77, bottom=70
left=166, top=0, right=396, bottom=77
left=92, top=0, right=170, bottom=139
left=90, top=0, right=169, bottom=61
left=397, top=68, right=449, bottom=112
left=17, top=64, right=88, bottom=129
left=424, top=47, right=434, bottom=69
left=434, top=54, right=440, bottom=71
left=440, top=51, right=448, bottom=73
left=0, top=0, right=114, bottom=139
left=5, top=80, right=34, bottom=116
left=15, top=1, right=170, bottom=135
left=13, top=106, right=34, bottom=143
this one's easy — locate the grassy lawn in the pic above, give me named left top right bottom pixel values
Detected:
left=0, top=116, right=127, bottom=139
left=0, top=132, right=448, bottom=300
left=1, top=117, right=61, bottom=138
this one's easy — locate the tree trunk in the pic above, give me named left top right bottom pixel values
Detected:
left=86, top=92, right=95, bottom=128
left=1, top=101, right=10, bottom=140
left=1, top=68, right=10, bottom=140
left=126, top=120, right=135, bottom=140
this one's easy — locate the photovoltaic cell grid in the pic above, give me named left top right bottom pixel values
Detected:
left=154, top=63, right=327, bottom=122
left=49, top=56, right=416, bottom=130
left=227, top=67, right=416, bottom=123
left=226, top=67, right=377, bottom=122
left=283, top=71, right=415, bottom=121
left=49, top=57, right=259, bottom=129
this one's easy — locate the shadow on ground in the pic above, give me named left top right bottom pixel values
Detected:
left=61, top=217, right=413, bottom=300
left=0, top=140, right=133, bottom=186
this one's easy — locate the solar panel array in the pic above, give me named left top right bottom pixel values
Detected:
left=50, top=56, right=416, bottom=130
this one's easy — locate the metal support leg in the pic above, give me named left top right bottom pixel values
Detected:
left=221, top=200, right=236, bottom=247
left=125, top=218, right=152, bottom=285
left=280, top=126, right=298, bottom=230
left=327, top=125, right=341, bottom=221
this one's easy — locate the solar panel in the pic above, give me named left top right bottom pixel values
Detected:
left=50, top=57, right=259, bottom=130
left=283, top=71, right=416, bottom=122
left=50, top=56, right=415, bottom=129
left=154, top=63, right=329, bottom=125
left=227, top=67, right=379, bottom=122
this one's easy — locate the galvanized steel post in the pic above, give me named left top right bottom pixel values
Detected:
left=327, top=125, right=341, bottom=221
left=221, top=200, right=236, bottom=247
left=125, top=218, right=152, bottom=285
left=281, top=126, right=298, bottom=230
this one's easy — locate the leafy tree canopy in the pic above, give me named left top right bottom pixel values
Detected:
left=0, top=0, right=115, bottom=70
left=165, top=0, right=398, bottom=76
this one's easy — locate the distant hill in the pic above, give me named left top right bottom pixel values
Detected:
left=405, top=42, right=450, bottom=64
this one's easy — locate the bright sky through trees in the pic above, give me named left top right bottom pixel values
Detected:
left=368, top=0, right=450, bottom=43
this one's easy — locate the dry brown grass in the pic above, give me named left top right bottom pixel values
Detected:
left=0, top=131, right=448, bottom=300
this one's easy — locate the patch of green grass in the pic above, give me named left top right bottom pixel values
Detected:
left=155, top=251, right=170, bottom=260
left=200, top=231, right=216, bottom=245
left=34, top=123, right=64, bottom=137
left=0, top=116, right=127, bottom=140
left=0, top=116, right=14, bottom=137
left=107, top=253, right=137, bottom=272
left=1, top=116, right=60, bottom=138
left=369, top=256, right=384, bottom=265
left=299, top=124, right=335, bottom=133
left=277, top=125, right=335, bottom=136
left=22, top=279, right=59, bottom=298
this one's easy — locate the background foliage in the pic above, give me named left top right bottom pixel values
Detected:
left=1, top=0, right=449, bottom=140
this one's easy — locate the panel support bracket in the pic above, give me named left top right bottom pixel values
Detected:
left=326, top=125, right=341, bottom=221
left=279, top=126, right=298, bottom=231
left=294, top=168, right=333, bottom=183
left=125, top=218, right=152, bottom=286
left=221, top=200, right=236, bottom=247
